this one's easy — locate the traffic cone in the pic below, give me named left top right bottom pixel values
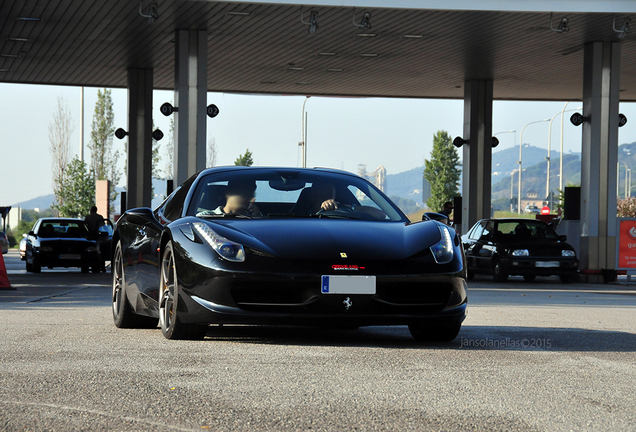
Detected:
left=0, top=251, right=13, bottom=290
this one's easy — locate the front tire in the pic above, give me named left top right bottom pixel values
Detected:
left=159, top=242, right=207, bottom=340
left=408, top=321, right=461, bottom=342
left=112, top=241, right=157, bottom=329
left=492, top=258, right=508, bottom=282
left=559, top=273, right=578, bottom=284
left=32, top=255, right=41, bottom=273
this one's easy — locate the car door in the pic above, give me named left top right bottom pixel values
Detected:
left=463, top=221, right=485, bottom=270
left=474, top=221, right=497, bottom=270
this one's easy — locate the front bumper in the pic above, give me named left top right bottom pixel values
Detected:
left=174, top=260, right=467, bottom=327
left=500, top=256, right=578, bottom=276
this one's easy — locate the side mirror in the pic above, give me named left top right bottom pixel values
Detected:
left=28, top=231, right=35, bottom=236
left=423, top=212, right=449, bottom=224
left=22, top=233, right=27, bottom=238
left=559, top=235, right=567, bottom=241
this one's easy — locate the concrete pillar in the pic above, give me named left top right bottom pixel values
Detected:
left=461, top=79, right=494, bottom=231
left=127, top=68, right=153, bottom=209
left=174, top=29, right=207, bottom=185
left=580, top=42, right=620, bottom=282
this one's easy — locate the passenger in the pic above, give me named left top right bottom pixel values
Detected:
left=84, top=206, right=105, bottom=238
left=212, top=179, right=262, bottom=216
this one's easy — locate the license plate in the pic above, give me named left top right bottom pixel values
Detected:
left=59, top=254, right=81, bottom=260
left=536, top=261, right=560, bottom=268
left=321, top=276, right=376, bottom=294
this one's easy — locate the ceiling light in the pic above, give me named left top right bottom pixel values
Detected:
left=7, top=37, right=28, bottom=42
left=17, top=17, right=41, bottom=21
left=319, top=52, right=337, bottom=56
left=356, top=33, right=377, bottom=37
left=0, top=54, right=18, bottom=58
left=360, top=53, right=379, bottom=57
left=326, top=68, right=343, bottom=72
left=260, top=80, right=277, bottom=84
left=287, top=67, right=305, bottom=71
left=403, top=34, right=424, bottom=38
left=0, top=69, right=10, bottom=72
left=228, top=11, right=251, bottom=16
left=296, top=82, right=312, bottom=85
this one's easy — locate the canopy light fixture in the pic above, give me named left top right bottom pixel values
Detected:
left=360, top=53, right=379, bottom=57
left=260, top=80, right=277, bottom=84
left=300, top=8, right=319, bottom=34
left=296, top=81, right=312, bottom=85
left=403, top=34, right=424, bottom=38
left=17, top=17, right=41, bottom=21
left=326, top=68, right=344, bottom=72
left=550, top=12, right=569, bottom=33
left=227, top=11, right=251, bottom=16
left=613, top=16, right=631, bottom=39
left=353, top=10, right=372, bottom=30
left=7, top=37, right=28, bottom=42
left=0, top=69, right=10, bottom=72
left=356, top=33, right=377, bottom=37
left=287, top=67, right=305, bottom=71
left=0, top=54, right=18, bottom=58
left=139, top=1, right=159, bottom=24
left=319, top=52, right=337, bottom=56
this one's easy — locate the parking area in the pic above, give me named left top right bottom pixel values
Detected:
left=1, top=249, right=635, bottom=431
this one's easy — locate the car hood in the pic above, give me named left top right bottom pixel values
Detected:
left=195, top=218, right=444, bottom=260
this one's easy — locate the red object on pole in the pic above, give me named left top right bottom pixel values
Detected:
left=541, top=206, right=550, bottom=215
left=0, top=251, right=13, bottom=290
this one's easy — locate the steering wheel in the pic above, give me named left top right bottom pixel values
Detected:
left=316, top=205, right=355, bottom=215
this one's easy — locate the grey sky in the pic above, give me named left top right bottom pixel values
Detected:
left=2, top=82, right=636, bottom=206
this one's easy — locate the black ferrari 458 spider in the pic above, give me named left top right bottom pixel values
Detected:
left=112, top=167, right=467, bottom=341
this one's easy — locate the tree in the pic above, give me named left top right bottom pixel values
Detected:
left=49, top=96, right=74, bottom=212
left=207, top=136, right=218, bottom=168
left=52, top=158, right=95, bottom=218
left=88, top=89, right=120, bottom=202
left=423, top=130, right=461, bottom=212
left=234, top=149, right=254, bottom=166
left=152, top=121, right=162, bottom=179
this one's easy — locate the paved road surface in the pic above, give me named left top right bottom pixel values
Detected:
left=1, top=250, right=635, bottom=431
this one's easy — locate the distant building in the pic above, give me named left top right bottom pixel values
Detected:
left=357, top=164, right=387, bottom=192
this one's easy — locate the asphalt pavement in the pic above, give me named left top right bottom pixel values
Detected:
left=1, top=249, right=635, bottom=431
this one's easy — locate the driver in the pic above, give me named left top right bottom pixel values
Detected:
left=310, top=182, right=339, bottom=212
left=211, top=179, right=262, bottom=216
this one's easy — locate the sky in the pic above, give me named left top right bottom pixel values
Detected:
left=2, top=82, right=636, bottom=207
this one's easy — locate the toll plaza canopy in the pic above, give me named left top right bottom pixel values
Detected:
left=1, top=0, right=635, bottom=101
left=1, top=0, right=635, bottom=281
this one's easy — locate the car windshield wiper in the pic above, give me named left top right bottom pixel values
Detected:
left=197, top=213, right=252, bottom=219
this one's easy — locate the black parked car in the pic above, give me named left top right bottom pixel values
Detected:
left=462, top=218, right=579, bottom=283
left=25, top=218, right=102, bottom=273
left=112, top=167, right=467, bottom=341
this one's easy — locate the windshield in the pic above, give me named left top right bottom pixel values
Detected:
left=38, top=220, right=89, bottom=238
left=495, top=221, right=558, bottom=240
left=186, top=170, right=407, bottom=222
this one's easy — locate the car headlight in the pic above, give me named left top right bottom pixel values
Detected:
left=562, top=250, right=576, bottom=257
left=512, top=249, right=529, bottom=257
left=430, top=224, right=454, bottom=264
left=40, top=246, right=54, bottom=252
left=85, top=245, right=100, bottom=253
left=192, top=222, right=245, bottom=262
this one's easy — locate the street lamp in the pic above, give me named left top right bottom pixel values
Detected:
left=519, top=118, right=551, bottom=214
left=547, top=104, right=582, bottom=204
left=298, top=96, right=311, bottom=168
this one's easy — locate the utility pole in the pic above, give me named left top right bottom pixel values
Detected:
left=80, top=86, right=84, bottom=162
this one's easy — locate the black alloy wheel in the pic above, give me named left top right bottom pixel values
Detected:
left=159, top=242, right=207, bottom=340
left=492, top=257, right=508, bottom=282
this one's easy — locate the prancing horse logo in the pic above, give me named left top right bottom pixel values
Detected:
left=343, top=297, right=352, bottom=310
